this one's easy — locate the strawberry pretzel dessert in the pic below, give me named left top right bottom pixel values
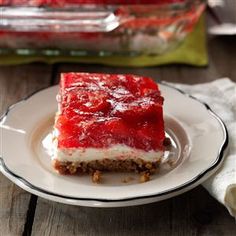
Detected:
left=52, top=73, right=166, bottom=182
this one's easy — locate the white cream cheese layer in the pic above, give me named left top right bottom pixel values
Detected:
left=47, top=129, right=163, bottom=163
left=53, top=144, right=163, bottom=163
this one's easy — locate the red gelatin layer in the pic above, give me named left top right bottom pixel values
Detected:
left=55, top=73, right=165, bottom=151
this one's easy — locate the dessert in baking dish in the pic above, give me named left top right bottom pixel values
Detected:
left=0, top=1, right=205, bottom=56
left=53, top=72, right=165, bottom=182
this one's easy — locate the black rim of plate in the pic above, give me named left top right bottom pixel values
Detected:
left=0, top=82, right=229, bottom=203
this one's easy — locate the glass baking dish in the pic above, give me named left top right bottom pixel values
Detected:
left=0, top=0, right=206, bottom=57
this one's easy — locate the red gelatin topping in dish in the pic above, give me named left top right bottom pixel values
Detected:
left=0, top=0, right=185, bottom=7
left=55, top=73, right=165, bottom=151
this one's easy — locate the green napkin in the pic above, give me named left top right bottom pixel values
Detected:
left=0, top=16, right=207, bottom=67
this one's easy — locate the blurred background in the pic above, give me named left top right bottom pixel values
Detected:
left=0, top=1, right=235, bottom=70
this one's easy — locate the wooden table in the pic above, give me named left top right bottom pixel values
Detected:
left=1, top=36, right=236, bottom=236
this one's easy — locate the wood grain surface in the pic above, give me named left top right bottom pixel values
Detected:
left=1, top=34, right=236, bottom=236
left=0, top=65, right=52, bottom=236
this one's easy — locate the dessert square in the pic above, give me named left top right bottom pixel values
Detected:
left=53, top=73, right=165, bottom=181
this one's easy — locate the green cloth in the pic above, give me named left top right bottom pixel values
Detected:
left=0, top=16, right=207, bottom=67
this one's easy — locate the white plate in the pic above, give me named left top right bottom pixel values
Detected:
left=0, top=83, right=228, bottom=207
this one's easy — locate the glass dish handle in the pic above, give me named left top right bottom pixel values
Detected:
left=0, top=7, right=127, bottom=32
